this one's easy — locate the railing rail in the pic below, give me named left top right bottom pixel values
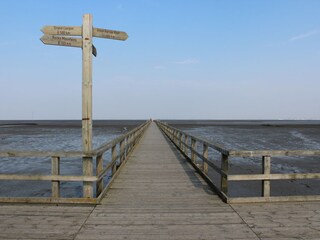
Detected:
left=0, top=120, right=151, bottom=204
left=156, top=120, right=320, bottom=203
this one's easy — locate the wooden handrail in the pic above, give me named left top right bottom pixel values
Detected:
left=0, top=120, right=151, bottom=204
left=156, top=120, right=320, bottom=203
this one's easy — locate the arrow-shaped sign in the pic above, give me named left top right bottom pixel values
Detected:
left=93, top=28, right=128, bottom=41
left=41, top=26, right=82, bottom=36
left=41, top=35, right=97, bottom=57
left=40, top=35, right=83, bottom=48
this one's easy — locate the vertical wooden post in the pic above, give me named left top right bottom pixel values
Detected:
left=96, top=154, right=103, bottom=197
left=173, top=130, right=176, bottom=143
left=179, top=132, right=182, bottom=149
left=82, top=13, right=93, bottom=198
left=111, top=145, right=117, bottom=176
left=51, top=156, right=60, bottom=198
left=221, top=154, right=229, bottom=195
left=134, top=131, right=137, bottom=145
left=191, top=138, right=197, bottom=163
left=125, top=136, right=129, bottom=156
left=120, top=139, right=125, bottom=163
left=184, top=135, right=189, bottom=156
left=128, top=135, right=132, bottom=153
left=203, top=143, right=208, bottom=175
left=262, top=155, right=271, bottom=197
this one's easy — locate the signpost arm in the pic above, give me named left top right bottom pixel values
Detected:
left=82, top=13, right=93, bottom=198
left=40, top=14, right=128, bottom=199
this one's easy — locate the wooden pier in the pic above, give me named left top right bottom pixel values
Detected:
left=0, top=122, right=320, bottom=239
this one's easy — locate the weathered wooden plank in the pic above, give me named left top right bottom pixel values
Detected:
left=262, top=155, right=271, bottom=197
left=96, top=154, right=104, bottom=196
left=0, top=151, right=84, bottom=158
left=228, top=195, right=320, bottom=203
left=93, top=28, right=128, bottom=40
left=228, top=173, right=320, bottom=181
left=41, top=25, right=82, bottom=36
left=41, top=35, right=82, bottom=48
left=76, top=224, right=258, bottom=238
left=229, top=149, right=320, bottom=157
left=74, top=122, right=257, bottom=239
left=82, top=14, right=93, bottom=199
left=51, top=156, right=60, bottom=198
left=0, top=197, right=98, bottom=204
left=0, top=174, right=97, bottom=181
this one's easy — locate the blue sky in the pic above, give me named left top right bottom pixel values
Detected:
left=0, top=0, right=319, bottom=120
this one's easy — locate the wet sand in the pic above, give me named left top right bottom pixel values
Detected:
left=169, top=120, right=320, bottom=197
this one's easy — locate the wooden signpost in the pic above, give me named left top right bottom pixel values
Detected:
left=41, top=14, right=128, bottom=198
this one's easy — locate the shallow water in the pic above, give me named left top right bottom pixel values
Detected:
left=0, top=120, right=319, bottom=198
left=169, top=120, right=320, bottom=197
left=0, top=120, right=144, bottom=197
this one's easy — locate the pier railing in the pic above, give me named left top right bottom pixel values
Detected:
left=156, top=121, right=320, bottom=203
left=0, top=120, right=151, bottom=204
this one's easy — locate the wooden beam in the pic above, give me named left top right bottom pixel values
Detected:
left=0, top=151, right=84, bottom=158
left=228, top=173, right=320, bottom=181
left=0, top=174, right=97, bottom=182
left=220, top=154, right=228, bottom=195
left=82, top=13, right=93, bottom=199
left=191, top=138, right=197, bottom=163
left=96, top=154, right=104, bottom=197
left=262, top=155, right=271, bottom=197
left=228, top=195, right=320, bottom=204
left=51, top=156, right=60, bottom=198
left=0, top=197, right=98, bottom=204
left=203, top=143, right=208, bottom=175
left=111, top=146, right=117, bottom=176
left=229, top=149, right=320, bottom=157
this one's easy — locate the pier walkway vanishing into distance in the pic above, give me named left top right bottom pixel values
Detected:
left=0, top=122, right=320, bottom=239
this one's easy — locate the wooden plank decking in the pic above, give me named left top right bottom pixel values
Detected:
left=0, top=122, right=320, bottom=239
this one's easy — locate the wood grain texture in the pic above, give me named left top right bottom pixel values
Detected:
left=75, top=122, right=258, bottom=239
left=1, top=122, right=320, bottom=239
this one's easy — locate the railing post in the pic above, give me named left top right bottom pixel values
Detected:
left=262, top=155, right=271, bottom=197
left=221, top=154, right=228, bottom=195
left=130, top=134, right=133, bottom=150
left=127, top=135, right=131, bottom=155
left=125, top=136, right=129, bottom=156
left=96, top=154, right=103, bottom=197
left=184, top=135, right=189, bottom=156
left=133, top=132, right=136, bottom=146
left=191, top=138, right=197, bottom=163
left=179, top=132, right=182, bottom=149
left=83, top=156, right=93, bottom=198
left=203, top=143, right=208, bottom=175
left=111, top=145, right=117, bottom=176
left=51, top=156, right=60, bottom=198
left=173, top=130, right=176, bottom=143
left=120, top=139, right=125, bottom=163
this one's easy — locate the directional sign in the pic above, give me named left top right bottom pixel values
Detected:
left=41, top=15, right=128, bottom=193
left=40, top=35, right=83, bottom=48
left=41, top=26, right=82, bottom=36
left=93, top=28, right=128, bottom=41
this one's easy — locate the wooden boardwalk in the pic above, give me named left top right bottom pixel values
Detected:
left=0, top=122, right=320, bottom=239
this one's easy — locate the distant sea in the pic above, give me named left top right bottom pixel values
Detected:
left=0, top=120, right=319, bottom=198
